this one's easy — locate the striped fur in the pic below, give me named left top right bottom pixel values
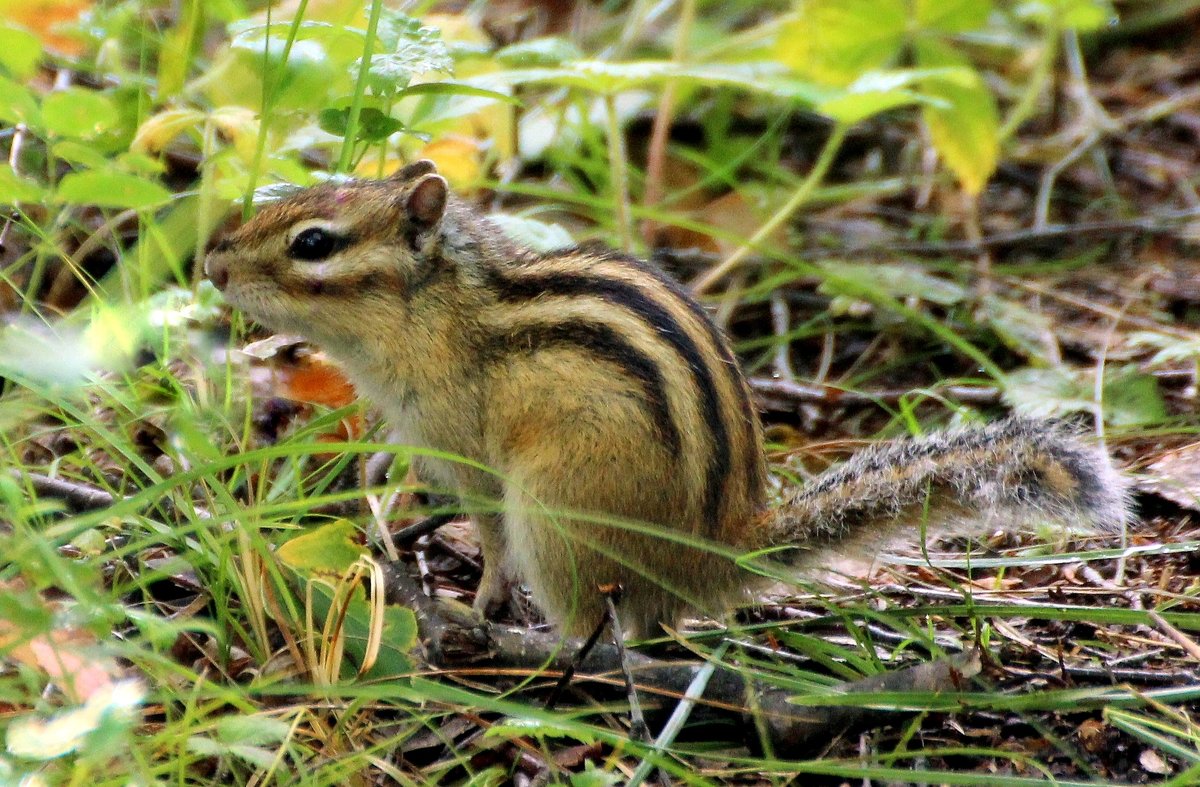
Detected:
left=479, top=255, right=753, bottom=533
left=205, top=165, right=769, bottom=635
left=484, top=319, right=683, bottom=456
left=765, top=418, right=1131, bottom=569
left=204, top=162, right=1129, bottom=638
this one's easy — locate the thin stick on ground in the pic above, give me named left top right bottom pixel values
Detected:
left=605, top=589, right=649, bottom=743
left=545, top=605, right=613, bottom=712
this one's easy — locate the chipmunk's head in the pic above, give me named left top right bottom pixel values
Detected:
left=204, top=160, right=450, bottom=348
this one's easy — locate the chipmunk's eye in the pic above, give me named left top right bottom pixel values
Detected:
left=288, top=227, right=340, bottom=261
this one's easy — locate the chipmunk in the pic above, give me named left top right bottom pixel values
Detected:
left=205, top=161, right=1131, bottom=638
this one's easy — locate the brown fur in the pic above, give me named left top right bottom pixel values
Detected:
left=205, top=163, right=1131, bottom=638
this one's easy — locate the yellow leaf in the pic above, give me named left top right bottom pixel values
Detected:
left=131, top=108, right=206, bottom=155
left=211, top=106, right=263, bottom=163
left=418, top=136, right=483, bottom=187
left=776, top=0, right=907, bottom=86
left=917, top=40, right=999, bottom=195
left=278, top=520, right=367, bottom=576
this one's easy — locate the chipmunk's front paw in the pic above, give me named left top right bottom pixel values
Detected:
left=472, top=566, right=513, bottom=620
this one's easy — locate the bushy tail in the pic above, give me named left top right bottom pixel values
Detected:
left=762, top=419, right=1131, bottom=569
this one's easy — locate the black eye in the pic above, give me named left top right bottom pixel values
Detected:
left=288, top=227, right=341, bottom=261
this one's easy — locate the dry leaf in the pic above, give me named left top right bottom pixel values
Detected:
left=1141, top=442, right=1200, bottom=512
left=1139, top=748, right=1172, bottom=775
left=0, top=0, right=90, bottom=57
left=0, top=584, right=119, bottom=703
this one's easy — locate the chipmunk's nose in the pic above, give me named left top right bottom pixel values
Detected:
left=204, top=239, right=234, bottom=291
left=204, top=248, right=230, bottom=291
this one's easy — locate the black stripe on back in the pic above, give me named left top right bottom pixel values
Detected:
left=564, top=245, right=762, bottom=493
left=488, top=320, right=681, bottom=457
left=483, top=261, right=728, bottom=532
left=639, top=250, right=765, bottom=492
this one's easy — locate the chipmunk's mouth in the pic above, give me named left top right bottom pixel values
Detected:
left=204, top=253, right=231, bottom=291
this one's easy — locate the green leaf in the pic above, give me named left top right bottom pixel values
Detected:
left=277, top=520, right=366, bottom=575
left=370, top=605, right=419, bottom=678
left=818, top=88, right=922, bottom=125
left=0, top=303, right=148, bottom=387
left=486, top=716, right=598, bottom=743
left=776, top=0, right=907, bottom=86
left=376, top=10, right=443, bottom=53
left=477, top=60, right=794, bottom=97
left=1102, top=370, right=1166, bottom=426
left=1060, top=0, right=1116, bottom=29
left=915, top=0, right=994, bottom=32
left=52, top=140, right=112, bottom=169
left=42, top=88, right=119, bottom=139
left=396, top=81, right=520, bottom=106
left=115, top=151, right=166, bottom=177
left=7, top=682, right=143, bottom=761
left=304, top=581, right=418, bottom=679
left=816, top=68, right=965, bottom=125
left=817, top=261, right=967, bottom=306
left=185, top=736, right=221, bottom=756
left=224, top=37, right=342, bottom=111
left=1128, top=331, right=1200, bottom=366
left=186, top=736, right=281, bottom=770
left=0, top=164, right=45, bottom=204
left=1016, top=0, right=1116, bottom=30
left=570, top=764, right=624, bottom=787
left=364, top=13, right=452, bottom=96
left=980, top=295, right=1056, bottom=363
left=496, top=37, right=583, bottom=67
left=0, top=24, right=41, bottom=78
left=1002, top=367, right=1093, bottom=420
left=917, top=40, right=999, bottom=194
left=318, top=106, right=406, bottom=141
left=1003, top=366, right=1167, bottom=425
left=461, top=768, right=508, bottom=786
left=0, top=74, right=40, bottom=128
left=56, top=171, right=171, bottom=210
left=0, top=321, right=89, bottom=388
left=215, top=715, right=292, bottom=746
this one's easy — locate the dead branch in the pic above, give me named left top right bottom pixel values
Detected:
left=383, top=561, right=982, bottom=756
left=12, top=470, right=211, bottom=520
left=886, top=208, right=1200, bottom=255
left=13, top=470, right=119, bottom=512
left=750, top=377, right=1002, bottom=409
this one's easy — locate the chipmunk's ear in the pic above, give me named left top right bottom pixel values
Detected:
left=405, top=173, right=447, bottom=232
left=391, top=159, right=437, bottom=182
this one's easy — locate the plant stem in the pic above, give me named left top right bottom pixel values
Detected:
left=337, top=0, right=385, bottom=174
left=691, top=122, right=848, bottom=294
left=998, top=22, right=1060, bottom=142
left=243, top=0, right=309, bottom=221
left=195, top=118, right=216, bottom=287
left=641, top=0, right=697, bottom=242
left=605, top=94, right=635, bottom=252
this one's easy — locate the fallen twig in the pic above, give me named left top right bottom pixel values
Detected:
left=383, top=561, right=982, bottom=756
left=12, top=470, right=212, bottom=520
left=749, top=377, right=1002, bottom=409
left=887, top=209, right=1200, bottom=255
left=13, top=470, right=119, bottom=512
